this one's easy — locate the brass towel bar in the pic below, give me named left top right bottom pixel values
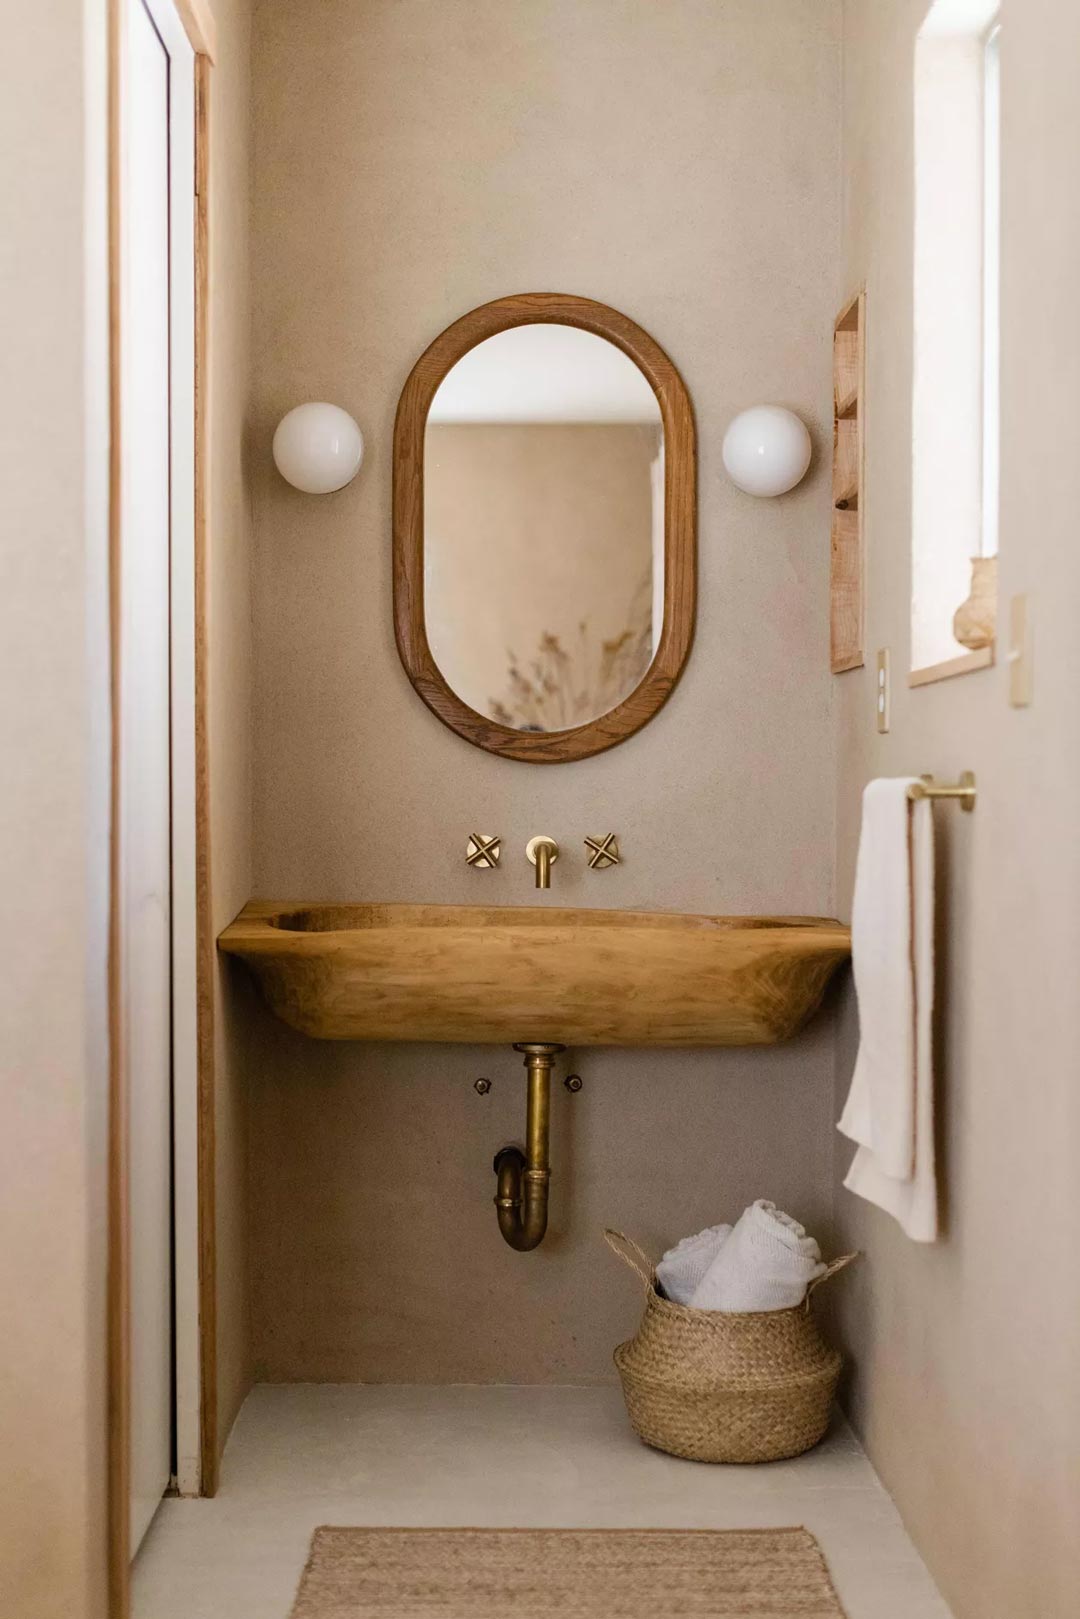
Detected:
left=907, top=771, right=977, bottom=812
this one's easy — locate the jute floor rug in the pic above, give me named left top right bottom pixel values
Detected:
left=288, top=1526, right=848, bottom=1617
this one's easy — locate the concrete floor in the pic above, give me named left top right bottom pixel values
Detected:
left=133, top=1385, right=953, bottom=1618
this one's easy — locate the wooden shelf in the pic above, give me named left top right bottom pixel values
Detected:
left=833, top=327, right=860, bottom=416
left=833, top=416, right=859, bottom=508
left=908, top=646, right=994, bottom=687
left=830, top=508, right=861, bottom=669
left=830, top=290, right=865, bottom=673
left=834, top=288, right=862, bottom=333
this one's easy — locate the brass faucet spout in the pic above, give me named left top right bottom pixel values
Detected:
left=526, top=835, right=558, bottom=891
left=493, top=1043, right=564, bottom=1250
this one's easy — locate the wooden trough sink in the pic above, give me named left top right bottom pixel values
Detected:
left=218, top=902, right=850, bottom=1047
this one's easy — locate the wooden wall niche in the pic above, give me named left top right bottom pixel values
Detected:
left=831, top=290, right=865, bottom=673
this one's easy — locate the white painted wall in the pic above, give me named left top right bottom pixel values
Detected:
left=0, top=2, right=111, bottom=1615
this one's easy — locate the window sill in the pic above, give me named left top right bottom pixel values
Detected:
left=908, top=645, right=994, bottom=687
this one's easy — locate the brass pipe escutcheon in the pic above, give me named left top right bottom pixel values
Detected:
left=493, top=1042, right=564, bottom=1250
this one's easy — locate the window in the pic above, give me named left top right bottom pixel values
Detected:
left=982, top=21, right=1001, bottom=560
left=911, top=1, right=1001, bottom=679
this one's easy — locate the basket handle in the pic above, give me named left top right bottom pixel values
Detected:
left=603, top=1228, right=655, bottom=1290
left=806, top=1251, right=859, bottom=1302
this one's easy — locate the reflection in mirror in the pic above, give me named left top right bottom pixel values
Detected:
left=423, top=325, right=663, bottom=732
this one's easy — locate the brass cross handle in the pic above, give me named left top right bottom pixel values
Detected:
left=466, top=833, right=501, bottom=868
left=584, top=833, right=620, bottom=870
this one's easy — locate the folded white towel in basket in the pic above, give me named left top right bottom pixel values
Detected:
left=655, top=1223, right=732, bottom=1305
left=689, top=1200, right=826, bottom=1312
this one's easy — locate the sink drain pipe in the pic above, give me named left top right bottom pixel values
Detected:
left=493, top=1042, right=564, bottom=1250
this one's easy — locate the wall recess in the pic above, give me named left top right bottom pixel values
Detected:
left=831, top=289, right=865, bottom=672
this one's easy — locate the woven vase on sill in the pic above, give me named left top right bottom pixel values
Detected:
left=952, top=555, right=998, bottom=650
left=605, top=1228, right=856, bottom=1465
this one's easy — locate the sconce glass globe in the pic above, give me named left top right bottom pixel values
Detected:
left=272, top=402, right=364, bottom=494
left=722, top=405, right=812, bottom=497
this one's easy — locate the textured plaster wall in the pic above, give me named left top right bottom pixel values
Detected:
left=830, top=3, right=1080, bottom=1615
left=243, top=0, right=843, bottom=1382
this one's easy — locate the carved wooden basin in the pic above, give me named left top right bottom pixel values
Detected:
left=218, top=902, right=850, bottom=1047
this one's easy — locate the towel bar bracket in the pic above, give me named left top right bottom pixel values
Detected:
left=907, top=771, right=976, bottom=812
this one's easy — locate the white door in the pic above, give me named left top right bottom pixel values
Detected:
left=120, top=0, right=196, bottom=1553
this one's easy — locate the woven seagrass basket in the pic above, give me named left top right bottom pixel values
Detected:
left=606, top=1229, right=856, bottom=1465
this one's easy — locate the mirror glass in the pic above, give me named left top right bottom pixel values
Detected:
left=423, top=324, right=664, bottom=732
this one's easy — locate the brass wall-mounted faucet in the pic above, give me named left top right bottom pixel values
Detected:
left=525, top=835, right=559, bottom=890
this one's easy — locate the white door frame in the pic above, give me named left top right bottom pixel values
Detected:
left=151, top=0, right=202, bottom=1500
left=110, top=0, right=216, bottom=1604
left=119, top=0, right=200, bottom=1504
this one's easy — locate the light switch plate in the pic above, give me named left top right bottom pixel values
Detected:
left=1008, top=594, right=1033, bottom=707
left=876, top=648, right=890, bottom=733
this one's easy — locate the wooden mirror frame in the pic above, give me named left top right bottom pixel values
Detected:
left=393, top=293, right=696, bottom=763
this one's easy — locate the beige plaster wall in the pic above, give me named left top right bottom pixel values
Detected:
left=0, top=0, right=258, bottom=1575
left=205, top=0, right=258, bottom=1462
left=425, top=422, right=656, bottom=725
left=0, top=1, right=110, bottom=1613
left=245, top=0, right=843, bottom=1382
left=830, top=3, right=1080, bottom=1615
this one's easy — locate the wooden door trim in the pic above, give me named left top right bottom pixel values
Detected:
left=106, top=7, right=129, bottom=1610
left=176, top=0, right=216, bottom=60
left=193, top=46, right=218, bottom=1501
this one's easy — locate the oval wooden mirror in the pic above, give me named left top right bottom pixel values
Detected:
left=393, top=293, right=695, bottom=763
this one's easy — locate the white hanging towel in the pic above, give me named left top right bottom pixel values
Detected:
left=837, top=777, right=937, bottom=1241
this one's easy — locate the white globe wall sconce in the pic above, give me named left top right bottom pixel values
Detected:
left=272, top=402, right=364, bottom=494
left=722, top=405, right=812, bottom=497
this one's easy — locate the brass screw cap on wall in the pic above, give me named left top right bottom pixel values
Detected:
left=584, top=833, right=620, bottom=870
left=474, top=1078, right=491, bottom=1095
left=564, top=1074, right=583, bottom=1093
left=466, top=833, right=501, bottom=868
